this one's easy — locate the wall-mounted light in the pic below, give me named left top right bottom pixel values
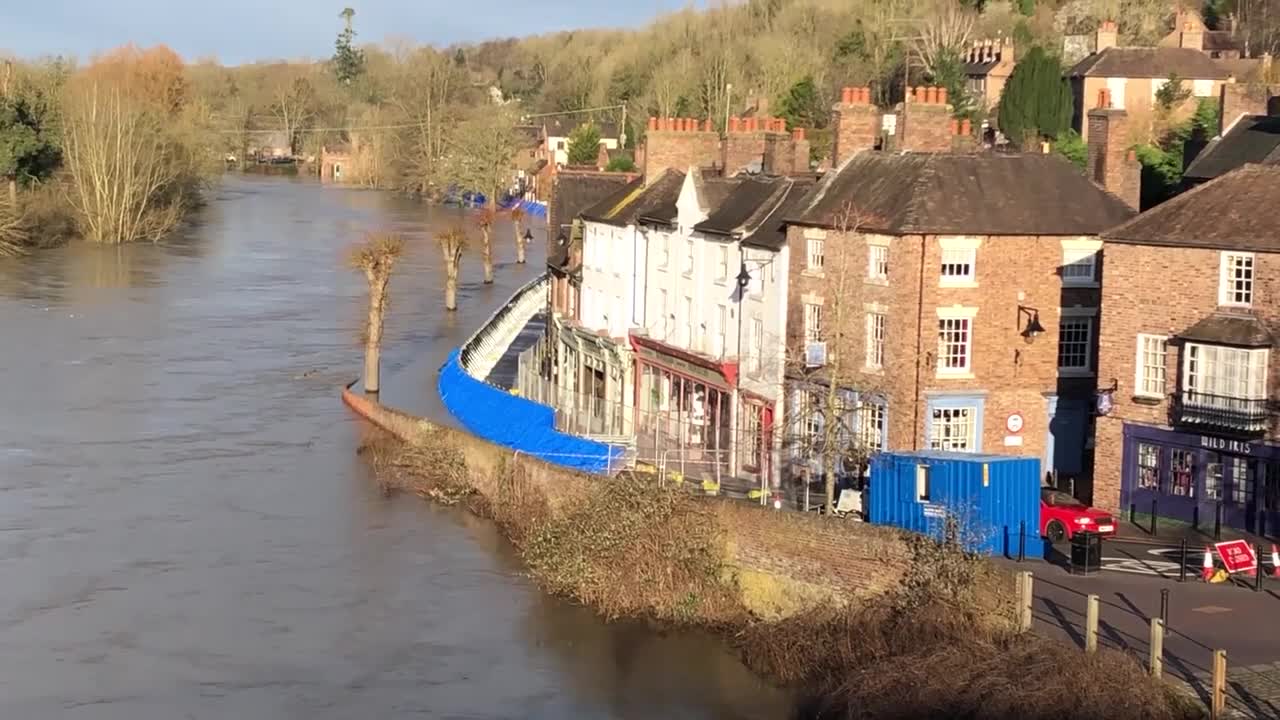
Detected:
left=1017, top=306, right=1045, bottom=342
left=736, top=262, right=752, bottom=290
left=556, top=233, right=567, bottom=246
left=524, top=229, right=534, bottom=243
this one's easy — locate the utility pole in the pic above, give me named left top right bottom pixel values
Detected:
left=887, top=19, right=926, bottom=151
left=724, top=83, right=733, bottom=135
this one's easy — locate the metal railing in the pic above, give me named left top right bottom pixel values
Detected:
left=1172, top=391, right=1272, bottom=435
left=459, top=272, right=549, bottom=383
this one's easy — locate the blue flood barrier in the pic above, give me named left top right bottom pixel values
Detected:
left=438, top=349, right=624, bottom=474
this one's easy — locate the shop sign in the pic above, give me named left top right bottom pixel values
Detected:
left=1199, top=435, right=1253, bottom=455
left=1214, top=540, right=1257, bottom=574
left=635, top=345, right=726, bottom=388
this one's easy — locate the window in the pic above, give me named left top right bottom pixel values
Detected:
left=940, top=247, right=976, bottom=284
left=1057, top=316, right=1093, bottom=371
left=937, top=316, right=972, bottom=374
left=658, top=289, right=669, bottom=338
left=1170, top=449, right=1195, bottom=497
left=1219, top=252, right=1254, bottom=307
left=683, top=239, right=694, bottom=275
left=868, top=245, right=889, bottom=281
left=1061, top=247, right=1099, bottom=285
left=717, top=245, right=729, bottom=281
left=682, top=297, right=693, bottom=347
left=1184, top=344, right=1268, bottom=400
left=915, top=465, right=931, bottom=502
left=1231, top=458, right=1254, bottom=505
left=799, top=392, right=822, bottom=448
left=742, top=407, right=762, bottom=469
left=807, top=237, right=824, bottom=271
left=931, top=407, right=976, bottom=451
left=556, top=140, right=565, bottom=150
left=866, top=312, right=886, bottom=369
left=1206, top=456, right=1223, bottom=500
left=804, top=303, right=823, bottom=343
left=714, top=305, right=727, bottom=358
left=749, top=318, right=763, bottom=372
left=1135, top=334, right=1168, bottom=398
left=858, top=402, right=885, bottom=452
left=659, top=235, right=670, bottom=268
left=1137, top=443, right=1161, bottom=490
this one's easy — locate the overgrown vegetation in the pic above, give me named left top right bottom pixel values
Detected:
left=1136, top=97, right=1221, bottom=207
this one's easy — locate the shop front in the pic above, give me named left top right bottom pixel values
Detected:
left=630, top=334, right=773, bottom=483
left=1120, top=422, right=1280, bottom=535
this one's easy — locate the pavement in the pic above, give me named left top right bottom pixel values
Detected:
left=1007, top=528, right=1280, bottom=718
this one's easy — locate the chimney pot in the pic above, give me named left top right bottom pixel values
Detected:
left=685, top=117, right=695, bottom=132
left=793, top=128, right=805, bottom=141
left=926, top=86, right=938, bottom=104
left=748, top=117, right=758, bottom=132
left=960, top=118, right=971, bottom=136
left=938, top=87, right=949, bottom=105
left=703, top=118, right=713, bottom=132
left=950, top=119, right=960, bottom=135
left=911, top=86, right=923, bottom=102
left=667, top=117, right=676, bottom=131
left=648, top=117, right=657, bottom=131
left=1126, top=148, right=1137, bottom=162
left=842, top=87, right=854, bottom=104
left=730, top=117, right=741, bottom=133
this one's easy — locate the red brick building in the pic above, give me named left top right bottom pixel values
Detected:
left=1094, top=164, right=1280, bottom=533
left=780, top=151, right=1135, bottom=499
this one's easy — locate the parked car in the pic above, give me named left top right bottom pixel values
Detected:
left=1040, top=488, right=1116, bottom=543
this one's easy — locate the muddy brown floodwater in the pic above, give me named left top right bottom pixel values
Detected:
left=0, top=176, right=794, bottom=719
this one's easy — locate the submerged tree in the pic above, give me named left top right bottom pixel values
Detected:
left=349, top=231, right=404, bottom=395
left=437, top=227, right=467, bottom=311
left=510, top=205, right=527, bottom=264
left=476, top=207, right=495, bottom=284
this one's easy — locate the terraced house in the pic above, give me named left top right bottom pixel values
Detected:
left=781, top=151, right=1135, bottom=502
left=1094, top=164, right=1280, bottom=533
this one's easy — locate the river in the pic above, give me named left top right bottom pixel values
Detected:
left=0, top=176, right=793, bottom=719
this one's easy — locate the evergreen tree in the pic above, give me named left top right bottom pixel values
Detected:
left=777, top=76, right=825, bottom=130
left=332, top=7, right=366, bottom=86
left=996, top=46, right=1072, bottom=148
left=566, top=122, right=602, bottom=166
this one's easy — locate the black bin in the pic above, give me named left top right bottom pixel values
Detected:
left=1070, top=531, right=1103, bottom=576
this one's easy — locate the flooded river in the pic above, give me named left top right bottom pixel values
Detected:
left=0, top=176, right=792, bottom=719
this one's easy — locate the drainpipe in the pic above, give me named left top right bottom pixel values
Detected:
left=912, top=234, right=926, bottom=450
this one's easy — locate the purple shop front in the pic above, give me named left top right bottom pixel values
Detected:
left=1121, top=422, right=1280, bottom=535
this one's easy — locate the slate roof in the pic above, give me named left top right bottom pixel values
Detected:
left=788, top=151, right=1136, bottom=236
left=1204, top=31, right=1243, bottom=53
left=1068, top=47, right=1229, bottom=79
left=1178, top=312, right=1275, bottom=348
left=742, top=179, right=816, bottom=250
left=580, top=170, right=683, bottom=227
left=1103, top=164, right=1280, bottom=252
left=694, top=177, right=789, bottom=235
left=548, top=172, right=638, bottom=242
left=514, top=124, right=543, bottom=147
left=1184, top=115, right=1280, bottom=183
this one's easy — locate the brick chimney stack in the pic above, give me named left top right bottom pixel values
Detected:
left=1180, top=20, right=1205, bottom=52
left=1096, top=20, right=1118, bottom=53
left=642, top=116, right=721, bottom=184
left=1087, top=88, right=1140, bottom=210
left=831, top=86, right=880, bottom=167
left=725, top=115, right=795, bottom=175
left=897, top=86, right=955, bottom=153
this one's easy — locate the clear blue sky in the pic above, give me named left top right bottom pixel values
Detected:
left=6, top=1, right=699, bottom=64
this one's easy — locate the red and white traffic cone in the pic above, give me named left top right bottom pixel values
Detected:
left=1202, top=545, right=1215, bottom=581
left=1270, top=544, right=1280, bottom=577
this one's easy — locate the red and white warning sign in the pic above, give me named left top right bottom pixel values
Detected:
left=1213, top=540, right=1257, bottom=574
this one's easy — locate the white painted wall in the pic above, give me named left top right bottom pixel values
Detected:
left=580, top=219, right=638, bottom=338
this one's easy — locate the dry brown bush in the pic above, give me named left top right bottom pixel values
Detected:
left=521, top=478, right=745, bottom=625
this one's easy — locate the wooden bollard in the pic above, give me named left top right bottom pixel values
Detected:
left=1085, top=594, right=1100, bottom=653
left=1211, top=649, right=1227, bottom=719
left=1017, top=571, right=1034, bottom=632
left=1149, top=618, right=1164, bottom=678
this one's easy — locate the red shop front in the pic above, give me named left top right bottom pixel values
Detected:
left=629, top=333, right=772, bottom=481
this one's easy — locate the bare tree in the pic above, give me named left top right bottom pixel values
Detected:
left=441, top=106, right=519, bottom=214
left=438, top=226, right=467, bottom=311
left=389, top=47, right=462, bottom=193
left=0, top=194, right=26, bottom=257
left=785, top=203, right=885, bottom=515
left=510, top=206, right=527, bottom=264
left=349, top=232, right=405, bottom=395
left=912, top=1, right=977, bottom=78
left=272, top=74, right=317, bottom=155
left=61, top=85, right=184, bottom=244
left=476, top=207, right=495, bottom=284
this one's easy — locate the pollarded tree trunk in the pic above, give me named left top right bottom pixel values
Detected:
left=438, top=226, right=467, bottom=311
left=363, top=272, right=389, bottom=394
left=481, top=226, right=493, bottom=284
left=445, top=266, right=459, bottom=310
left=513, top=219, right=526, bottom=264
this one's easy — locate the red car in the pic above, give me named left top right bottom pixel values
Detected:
left=1040, top=488, right=1117, bottom=543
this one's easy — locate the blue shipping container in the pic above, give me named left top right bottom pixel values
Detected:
left=868, top=451, right=1046, bottom=558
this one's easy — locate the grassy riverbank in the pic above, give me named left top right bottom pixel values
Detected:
left=347, top=391, right=1202, bottom=720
